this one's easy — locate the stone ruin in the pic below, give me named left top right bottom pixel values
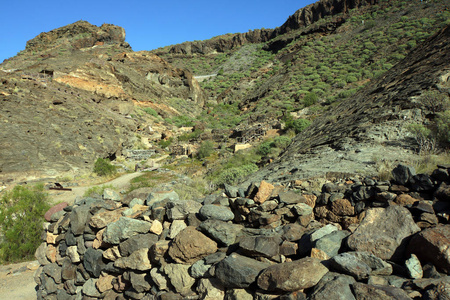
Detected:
left=35, top=164, right=450, bottom=299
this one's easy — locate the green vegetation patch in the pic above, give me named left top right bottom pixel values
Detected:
left=0, top=184, right=51, bottom=263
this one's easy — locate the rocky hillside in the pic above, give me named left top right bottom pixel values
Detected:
left=245, top=24, right=450, bottom=184
left=0, top=21, right=205, bottom=182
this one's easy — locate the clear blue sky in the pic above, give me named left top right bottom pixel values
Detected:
left=0, top=0, right=316, bottom=62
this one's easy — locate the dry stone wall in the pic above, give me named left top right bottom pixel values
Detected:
left=35, top=164, right=450, bottom=299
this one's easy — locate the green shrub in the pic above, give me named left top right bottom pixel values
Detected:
left=142, top=107, right=158, bottom=117
left=285, top=117, right=311, bottom=134
left=273, top=136, right=292, bottom=150
left=303, top=92, right=318, bottom=107
left=93, top=158, right=117, bottom=176
left=197, top=140, right=214, bottom=159
left=436, top=110, right=450, bottom=146
left=214, top=164, right=259, bottom=186
left=258, top=141, right=273, bottom=156
left=158, top=138, right=173, bottom=149
left=0, top=184, right=51, bottom=263
left=406, top=123, right=435, bottom=153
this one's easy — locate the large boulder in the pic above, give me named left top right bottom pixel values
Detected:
left=407, top=224, right=450, bottom=274
left=257, top=257, right=328, bottom=292
left=168, top=226, right=217, bottom=264
left=214, top=253, right=271, bottom=288
left=346, top=205, right=420, bottom=261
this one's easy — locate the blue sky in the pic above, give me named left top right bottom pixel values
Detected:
left=0, top=0, right=316, bottom=62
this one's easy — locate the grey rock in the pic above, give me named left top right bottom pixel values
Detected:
left=82, top=278, right=101, bottom=297
left=281, top=223, right=306, bottom=242
left=69, top=205, right=90, bottom=235
left=162, top=264, right=195, bottom=296
left=239, top=235, right=282, bottom=258
left=214, top=253, right=271, bottom=288
left=190, top=259, right=211, bottom=278
left=118, top=232, right=158, bottom=257
left=35, top=243, right=51, bottom=266
left=146, top=190, right=179, bottom=207
left=114, top=248, right=152, bottom=271
left=43, top=263, right=62, bottom=284
left=83, top=248, right=104, bottom=278
left=310, top=224, right=339, bottom=242
left=150, top=268, right=168, bottom=291
left=346, top=205, right=420, bottom=261
left=278, top=191, right=308, bottom=205
left=168, top=219, right=187, bottom=239
left=423, top=281, right=450, bottom=300
left=257, top=257, right=328, bottom=292
left=198, top=219, right=243, bottom=246
left=103, top=188, right=121, bottom=201
left=308, top=272, right=356, bottom=300
left=405, top=254, right=423, bottom=279
left=392, top=164, right=416, bottom=185
left=166, top=199, right=202, bottom=221
left=330, top=252, right=372, bottom=280
left=197, top=277, right=225, bottom=299
left=129, top=198, right=145, bottom=208
left=199, top=204, right=235, bottom=221
left=103, top=217, right=151, bottom=244
left=292, top=203, right=313, bottom=216
left=224, top=184, right=239, bottom=198
left=314, top=230, right=350, bottom=257
left=124, top=271, right=152, bottom=293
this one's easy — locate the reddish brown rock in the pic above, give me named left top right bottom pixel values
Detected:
left=168, top=226, right=217, bottom=264
left=44, top=202, right=68, bottom=221
left=407, top=224, right=450, bottom=274
left=395, top=194, right=419, bottom=206
left=303, top=194, right=317, bottom=208
left=330, top=199, right=355, bottom=216
left=254, top=181, right=275, bottom=204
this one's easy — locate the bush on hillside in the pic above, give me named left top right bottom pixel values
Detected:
left=93, top=158, right=117, bottom=176
left=284, top=116, right=311, bottom=134
left=0, top=184, right=51, bottom=263
left=197, top=140, right=214, bottom=159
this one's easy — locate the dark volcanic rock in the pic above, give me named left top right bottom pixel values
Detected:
left=168, top=226, right=217, bottom=264
left=214, top=253, right=271, bottom=288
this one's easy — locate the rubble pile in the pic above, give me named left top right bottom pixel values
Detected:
left=35, top=164, right=450, bottom=299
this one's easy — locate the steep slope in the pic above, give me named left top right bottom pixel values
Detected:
left=0, top=21, right=205, bottom=182
left=244, top=24, right=450, bottom=184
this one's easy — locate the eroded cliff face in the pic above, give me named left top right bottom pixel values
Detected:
left=164, top=0, right=378, bottom=55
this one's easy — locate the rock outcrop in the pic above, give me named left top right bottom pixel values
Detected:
left=164, top=0, right=378, bottom=55
left=35, top=163, right=450, bottom=298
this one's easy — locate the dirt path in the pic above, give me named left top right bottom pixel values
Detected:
left=49, top=171, right=144, bottom=204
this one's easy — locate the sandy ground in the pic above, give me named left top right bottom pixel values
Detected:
left=0, top=261, right=39, bottom=300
